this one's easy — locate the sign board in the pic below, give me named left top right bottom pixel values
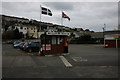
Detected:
left=42, top=44, right=51, bottom=50
left=105, top=34, right=120, bottom=40
left=114, top=36, right=120, bottom=39
left=46, top=32, right=70, bottom=36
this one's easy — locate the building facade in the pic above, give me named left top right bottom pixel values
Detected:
left=105, top=30, right=120, bottom=48
left=27, top=25, right=38, bottom=38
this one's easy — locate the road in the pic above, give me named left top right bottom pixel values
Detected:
left=2, top=43, right=118, bottom=78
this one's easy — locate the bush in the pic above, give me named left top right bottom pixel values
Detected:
left=2, top=28, right=25, bottom=40
left=2, top=31, right=14, bottom=39
left=69, top=34, right=103, bottom=44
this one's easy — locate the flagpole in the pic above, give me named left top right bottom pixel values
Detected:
left=61, top=11, right=63, bottom=26
left=39, top=5, right=42, bottom=54
left=40, top=5, right=42, bottom=24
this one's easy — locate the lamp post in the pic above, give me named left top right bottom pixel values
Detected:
left=103, top=24, right=106, bottom=46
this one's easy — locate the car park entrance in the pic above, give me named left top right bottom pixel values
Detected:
left=40, top=32, right=70, bottom=55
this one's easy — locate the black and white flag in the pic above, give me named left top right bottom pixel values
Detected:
left=41, top=7, right=52, bottom=16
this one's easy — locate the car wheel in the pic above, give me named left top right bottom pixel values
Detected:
left=28, top=48, right=32, bottom=52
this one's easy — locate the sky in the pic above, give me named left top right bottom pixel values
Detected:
left=1, top=2, right=119, bottom=32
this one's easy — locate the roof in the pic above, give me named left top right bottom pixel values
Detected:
left=105, top=30, right=120, bottom=35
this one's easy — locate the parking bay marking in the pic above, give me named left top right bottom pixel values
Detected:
left=72, top=57, right=88, bottom=62
left=59, top=56, right=72, bottom=68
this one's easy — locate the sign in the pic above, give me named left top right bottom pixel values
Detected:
left=46, top=32, right=70, bottom=36
left=42, top=44, right=51, bottom=50
left=114, top=36, right=120, bottom=39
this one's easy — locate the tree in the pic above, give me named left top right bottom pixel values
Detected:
left=2, top=20, right=16, bottom=32
left=74, top=34, right=92, bottom=44
left=85, top=29, right=90, bottom=31
left=29, top=21, right=33, bottom=25
left=80, top=28, right=83, bottom=31
left=70, top=32, right=75, bottom=39
left=2, top=31, right=14, bottom=39
left=13, top=28, right=21, bottom=39
left=80, top=34, right=91, bottom=41
left=11, top=25, right=15, bottom=30
left=19, top=32, right=24, bottom=38
left=25, top=33, right=29, bottom=39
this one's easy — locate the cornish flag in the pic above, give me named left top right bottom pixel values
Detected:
left=41, top=7, right=52, bottom=16
left=62, top=12, right=70, bottom=21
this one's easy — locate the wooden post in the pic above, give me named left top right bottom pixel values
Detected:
left=116, top=39, right=118, bottom=48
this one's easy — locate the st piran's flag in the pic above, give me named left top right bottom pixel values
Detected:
left=62, top=12, right=70, bottom=21
left=41, top=7, right=52, bottom=16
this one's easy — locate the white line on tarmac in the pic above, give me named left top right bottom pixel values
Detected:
left=72, top=57, right=88, bottom=62
left=72, top=58, right=77, bottom=62
left=59, top=56, right=72, bottom=68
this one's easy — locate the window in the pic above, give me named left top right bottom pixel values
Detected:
left=41, top=36, right=51, bottom=44
left=31, top=43, right=37, bottom=47
left=46, top=36, right=51, bottom=44
left=24, top=28, right=26, bottom=30
left=52, top=36, right=56, bottom=44
left=52, top=37, right=60, bottom=44
left=31, top=28, right=33, bottom=30
left=57, top=37, right=60, bottom=44
left=20, top=27, right=23, bottom=29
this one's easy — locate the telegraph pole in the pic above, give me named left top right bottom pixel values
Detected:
left=103, top=24, right=106, bottom=46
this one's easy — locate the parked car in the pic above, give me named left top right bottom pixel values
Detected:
left=13, top=42, right=25, bottom=48
left=19, top=42, right=27, bottom=50
left=6, top=40, right=13, bottom=44
left=23, top=42, right=40, bottom=52
left=13, top=41, right=21, bottom=46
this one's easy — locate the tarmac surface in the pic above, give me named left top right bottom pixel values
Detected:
left=2, top=43, right=118, bottom=78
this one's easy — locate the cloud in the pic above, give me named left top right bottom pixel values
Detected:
left=41, top=2, right=74, bottom=11
left=2, top=2, right=118, bottom=32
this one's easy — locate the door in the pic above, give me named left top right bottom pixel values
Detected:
left=51, top=36, right=64, bottom=54
left=51, top=36, right=58, bottom=54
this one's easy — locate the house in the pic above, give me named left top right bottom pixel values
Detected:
left=2, top=15, right=29, bottom=23
left=76, top=28, right=84, bottom=31
left=1, top=28, right=4, bottom=34
left=14, top=24, right=27, bottom=38
left=104, top=30, right=120, bottom=48
left=91, top=32, right=103, bottom=38
left=27, top=25, right=38, bottom=38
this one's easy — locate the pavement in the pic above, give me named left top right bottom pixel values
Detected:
left=2, top=43, right=118, bottom=78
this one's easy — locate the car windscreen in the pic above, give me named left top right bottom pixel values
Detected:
left=14, top=41, right=21, bottom=44
left=30, top=42, right=40, bottom=47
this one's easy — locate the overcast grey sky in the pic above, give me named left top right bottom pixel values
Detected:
left=2, top=2, right=118, bottom=32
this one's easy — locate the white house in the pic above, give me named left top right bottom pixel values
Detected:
left=15, top=25, right=27, bottom=38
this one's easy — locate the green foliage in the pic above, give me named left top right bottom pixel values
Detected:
left=13, top=28, right=21, bottom=39
left=70, top=33, right=75, bottom=38
left=2, top=28, right=24, bottom=40
left=2, top=20, right=17, bottom=31
left=80, top=35, right=91, bottom=41
left=70, top=34, right=103, bottom=44
left=2, top=31, right=14, bottom=39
